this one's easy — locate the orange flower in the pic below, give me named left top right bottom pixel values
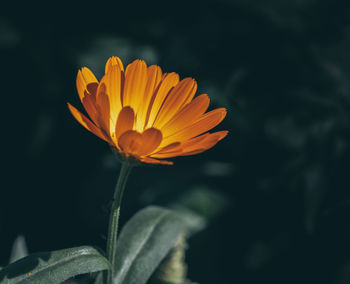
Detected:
left=68, top=57, right=227, bottom=165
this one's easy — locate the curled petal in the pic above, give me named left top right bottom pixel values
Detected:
left=82, top=91, right=98, bottom=123
left=137, top=128, right=162, bottom=155
left=95, top=90, right=111, bottom=137
left=67, top=103, right=108, bottom=142
left=76, top=67, right=98, bottom=101
left=118, top=130, right=143, bottom=154
left=115, top=107, right=135, bottom=139
left=117, top=128, right=162, bottom=156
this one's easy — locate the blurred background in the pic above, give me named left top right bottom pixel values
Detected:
left=1, top=1, right=350, bottom=283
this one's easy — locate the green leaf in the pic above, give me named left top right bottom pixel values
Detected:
left=113, top=206, right=187, bottom=284
left=94, top=272, right=103, bottom=284
left=9, top=236, right=28, bottom=264
left=171, top=207, right=207, bottom=236
left=0, top=246, right=110, bottom=284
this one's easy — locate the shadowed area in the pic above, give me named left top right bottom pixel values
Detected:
left=1, top=1, right=350, bottom=283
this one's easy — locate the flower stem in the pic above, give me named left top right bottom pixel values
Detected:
left=105, top=162, right=132, bottom=284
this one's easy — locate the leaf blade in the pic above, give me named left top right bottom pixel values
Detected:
left=113, top=206, right=186, bottom=284
left=0, top=246, right=110, bottom=284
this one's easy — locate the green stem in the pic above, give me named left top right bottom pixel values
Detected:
left=105, top=162, right=132, bottom=284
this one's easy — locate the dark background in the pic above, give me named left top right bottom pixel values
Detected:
left=2, top=1, right=350, bottom=283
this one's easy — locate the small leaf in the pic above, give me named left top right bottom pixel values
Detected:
left=113, top=206, right=187, bottom=284
left=9, top=236, right=28, bottom=264
left=0, top=246, right=110, bottom=284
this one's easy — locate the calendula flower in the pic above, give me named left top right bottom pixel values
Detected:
left=68, top=57, right=227, bottom=165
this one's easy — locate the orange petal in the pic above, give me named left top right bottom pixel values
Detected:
left=82, top=93, right=98, bottom=123
left=161, top=94, right=210, bottom=138
left=137, top=128, right=163, bottom=155
left=135, top=65, right=163, bottom=132
left=179, top=131, right=227, bottom=155
left=95, top=89, right=111, bottom=136
left=86, top=82, right=98, bottom=97
left=151, top=131, right=228, bottom=158
left=152, top=142, right=181, bottom=155
left=145, top=72, right=180, bottom=128
left=123, top=60, right=148, bottom=113
left=153, top=78, right=197, bottom=129
left=67, top=103, right=108, bottom=142
left=139, top=156, right=174, bottom=165
left=179, top=131, right=228, bottom=156
left=161, top=108, right=227, bottom=145
left=115, top=106, right=135, bottom=139
left=152, top=135, right=208, bottom=157
left=105, top=56, right=124, bottom=73
left=76, top=67, right=98, bottom=101
left=118, top=130, right=143, bottom=154
left=103, top=64, right=123, bottom=127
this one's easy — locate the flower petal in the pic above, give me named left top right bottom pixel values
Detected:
left=115, top=106, right=135, bottom=139
left=105, top=56, right=124, bottom=73
left=117, top=128, right=162, bottom=157
left=118, top=130, right=143, bottom=154
left=137, top=128, right=162, bottom=155
left=95, top=88, right=111, bottom=137
left=139, top=156, right=174, bottom=165
left=145, top=72, right=180, bottom=128
left=152, top=142, right=181, bottom=155
left=103, top=63, right=123, bottom=127
left=153, top=78, right=197, bottom=129
left=179, top=131, right=228, bottom=156
left=76, top=67, right=98, bottom=101
left=67, top=103, right=108, bottom=142
left=161, top=94, right=210, bottom=138
left=82, top=91, right=98, bottom=123
left=161, top=108, right=227, bottom=146
left=70, top=57, right=228, bottom=165
left=151, top=131, right=228, bottom=158
left=123, top=60, right=148, bottom=114
left=151, top=134, right=209, bottom=158
left=135, top=65, right=163, bottom=132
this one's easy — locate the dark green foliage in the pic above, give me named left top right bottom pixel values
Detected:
left=0, top=246, right=109, bottom=284
left=113, top=206, right=187, bottom=284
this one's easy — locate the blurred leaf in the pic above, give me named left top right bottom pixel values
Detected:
left=174, top=186, right=229, bottom=220
left=0, top=246, right=110, bottom=284
left=94, top=272, right=103, bottom=284
left=149, top=234, right=196, bottom=284
left=113, top=206, right=187, bottom=284
left=170, top=207, right=207, bottom=237
left=9, top=235, right=28, bottom=264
